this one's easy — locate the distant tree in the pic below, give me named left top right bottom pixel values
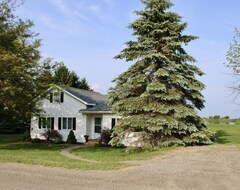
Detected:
left=213, top=115, right=221, bottom=120
left=0, top=0, right=50, bottom=127
left=109, top=0, right=212, bottom=149
left=53, top=64, right=91, bottom=90
left=223, top=116, right=229, bottom=120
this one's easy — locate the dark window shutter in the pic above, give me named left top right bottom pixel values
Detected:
left=73, top=118, right=76, bottom=131
left=51, top=117, right=54, bottom=130
left=60, top=92, right=64, bottom=103
left=38, top=117, right=42, bottom=129
left=58, top=118, right=61, bottom=130
left=50, top=93, right=53, bottom=103
left=111, top=118, right=116, bottom=129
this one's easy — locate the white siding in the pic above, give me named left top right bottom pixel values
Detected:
left=31, top=90, right=87, bottom=142
left=30, top=89, right=119, bottom=143
left=86, top=114, right=120, bottom=140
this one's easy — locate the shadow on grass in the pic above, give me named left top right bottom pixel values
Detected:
left=0, top=134, right=68, bottom=151
left=0, top=143, right=66, bottom=151
left=214, top=130, right=231, bottom=144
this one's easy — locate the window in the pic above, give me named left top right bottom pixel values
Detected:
left=94, top=117, right=102, bottom=133
left=50, top=92, right=64, bottom=103
left=63, top=117, right=67, bottom=129
left=38, top=117, right=54, bottom=129
left=58, top=117, right=76, bottom=130
left=53, top=92, right=60, bottom=102
left=111, top=118, right=116, bottom=129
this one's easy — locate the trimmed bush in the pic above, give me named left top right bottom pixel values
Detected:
left=67, top=130, right=77, bottom=144
left=100, top=127, right=112, bottom=146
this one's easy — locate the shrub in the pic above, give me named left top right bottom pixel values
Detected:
left=100, top=127, right=112, bottom=146
left=52, top=139, right=64, bottom=144
left=67, top=130, right=77, bottom=144
left=41, top=130, right=62, bottom=142
left=22, top=128, right=31, bottom=142
left=31, top=138, right=42, bottom=143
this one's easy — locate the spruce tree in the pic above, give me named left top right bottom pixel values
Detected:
left=109, top=0, right=212, bottom=149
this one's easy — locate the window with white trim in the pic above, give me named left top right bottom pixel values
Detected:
left=38, top=117, right=54, bottom=129
left=50, top=92, right=64, bottom=103
left=94, top=117, right=102, bottom=133
left=58, top=117, right=76, bottom=130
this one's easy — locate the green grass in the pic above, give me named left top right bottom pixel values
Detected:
left=0, top=134, right=128, bottom=170
left=72, top=145, right=174, bottom=163
left=3, top=124, right=238, bottom=170
left=208, top=124, right=240, bottom=145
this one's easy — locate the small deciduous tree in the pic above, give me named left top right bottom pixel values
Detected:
left=109, top=0, right=212, bottom=149
left=225, top=28, right=240, bottom=99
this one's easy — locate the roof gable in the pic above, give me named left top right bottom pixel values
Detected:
left=57, top=86, right=111, bottom=112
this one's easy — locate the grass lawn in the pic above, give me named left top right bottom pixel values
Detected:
left=72, top=145, right=174, bottom=163
left=208, top=124, right=240, bottom=145
left=0, top=134, right=128, bottom=170
left=1, top=124, right=238, bottom=170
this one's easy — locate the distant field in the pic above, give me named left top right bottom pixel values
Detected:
left=208, top=124, right=240, bottom=145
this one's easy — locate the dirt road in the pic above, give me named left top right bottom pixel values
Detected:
left=0, top=145, right=240, bottom=190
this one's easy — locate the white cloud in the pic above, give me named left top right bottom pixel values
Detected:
left=50, top=0, right=69, bottom=16
left=91, top=83, right=102, bottom=91
left=50, top=0, right=90, bottom=23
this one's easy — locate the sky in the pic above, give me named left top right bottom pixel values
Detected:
left=15, top=0, right=240, bottom=118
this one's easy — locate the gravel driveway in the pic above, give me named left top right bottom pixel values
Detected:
left=0, top=145, right=240, bottom=190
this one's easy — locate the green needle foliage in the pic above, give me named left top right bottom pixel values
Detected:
left=109, top=0, right=213, bottom=149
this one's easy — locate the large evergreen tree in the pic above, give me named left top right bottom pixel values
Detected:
left=109, top=0, right=212, bottom=149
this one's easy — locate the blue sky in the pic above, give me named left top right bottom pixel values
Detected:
left=16, top=0, right=240, bottom=118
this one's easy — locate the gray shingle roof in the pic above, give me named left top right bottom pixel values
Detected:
left=62, top=86, right=112, bottom=112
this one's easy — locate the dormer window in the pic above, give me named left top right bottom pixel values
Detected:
left=50, top=92, right=64, bottom=103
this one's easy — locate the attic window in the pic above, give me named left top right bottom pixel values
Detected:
left=50, top=92, right=64, bottom=103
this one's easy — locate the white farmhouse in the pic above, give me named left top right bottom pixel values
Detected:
left=30, top=86, right=119, bottom=143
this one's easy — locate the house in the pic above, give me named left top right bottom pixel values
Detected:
left=30, top=86, right=119, bottom=143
